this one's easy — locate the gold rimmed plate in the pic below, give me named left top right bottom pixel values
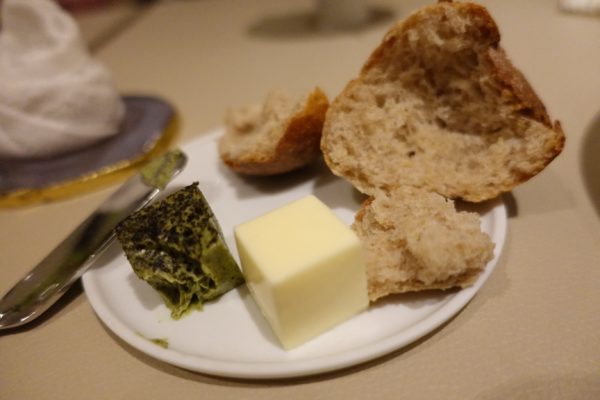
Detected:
left=0, top=96, right=179, bottom=207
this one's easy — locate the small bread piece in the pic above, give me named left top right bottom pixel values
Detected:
left=321, top=1, right=565, bottom=202
left=219, top=88, right=329, bottom=175
left=352, top=186, right=494, bottom=302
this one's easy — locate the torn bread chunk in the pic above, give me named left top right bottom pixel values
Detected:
left=219, top=87, right=329, bottom=175
left=352, top=186, right=494, bottom=302
left=321, top=1, right=564, bottom=202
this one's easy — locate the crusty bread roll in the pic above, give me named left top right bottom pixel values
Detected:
left=321, top=0, right=565, bottom=202
left=219, top=88, right=329, bottom=175
left=353, top=186, right=495, bottom=302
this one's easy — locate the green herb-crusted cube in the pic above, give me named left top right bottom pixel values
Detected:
left=115, top=182, right=244, bottom=319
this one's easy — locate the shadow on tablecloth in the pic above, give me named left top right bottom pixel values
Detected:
left=580, top=110, right=600, bottom=218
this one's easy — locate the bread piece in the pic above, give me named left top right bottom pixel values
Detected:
left=219, top=88, right=329, bottom=175
left=352, top=186, right=495, bottom=302
left=321, top=0, right=565, bottom=202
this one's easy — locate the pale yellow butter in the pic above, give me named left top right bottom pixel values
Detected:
left=234, top=195, right=368, bottom=349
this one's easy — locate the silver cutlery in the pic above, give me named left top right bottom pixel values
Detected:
left=0, top=149, right=187, bottom=330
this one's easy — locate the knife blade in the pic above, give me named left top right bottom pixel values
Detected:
left=0, top=149, right=187, bottom=330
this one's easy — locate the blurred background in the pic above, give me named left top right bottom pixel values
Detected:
left=54, top=0, right=158, bottom=50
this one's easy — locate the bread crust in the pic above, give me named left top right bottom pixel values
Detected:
left=321, top=1, right=565, bottom=202
left=220, top=88, right=329, bottom=175
left=484, top=47, right=566, bottom=190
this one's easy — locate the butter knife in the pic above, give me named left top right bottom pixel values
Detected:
left=0, top=149, right=187, bottom=330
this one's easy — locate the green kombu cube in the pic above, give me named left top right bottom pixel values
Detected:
left=115, top=182, right=244, bottom=319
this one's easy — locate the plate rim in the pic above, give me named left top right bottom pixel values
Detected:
left=82, top=130, right=507, bottom=380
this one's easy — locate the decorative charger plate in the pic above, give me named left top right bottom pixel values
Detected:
left=0, top=96, right=178, bottom=207
left=82, top=129, right=507, bottom=379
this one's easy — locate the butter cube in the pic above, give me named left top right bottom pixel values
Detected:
left=234, top=195, right=368, bottom=349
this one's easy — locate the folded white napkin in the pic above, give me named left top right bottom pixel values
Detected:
left=0, top=0, right=125, bottom=159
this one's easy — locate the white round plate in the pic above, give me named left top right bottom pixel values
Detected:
left=82, top=128, right=507, bottom=380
